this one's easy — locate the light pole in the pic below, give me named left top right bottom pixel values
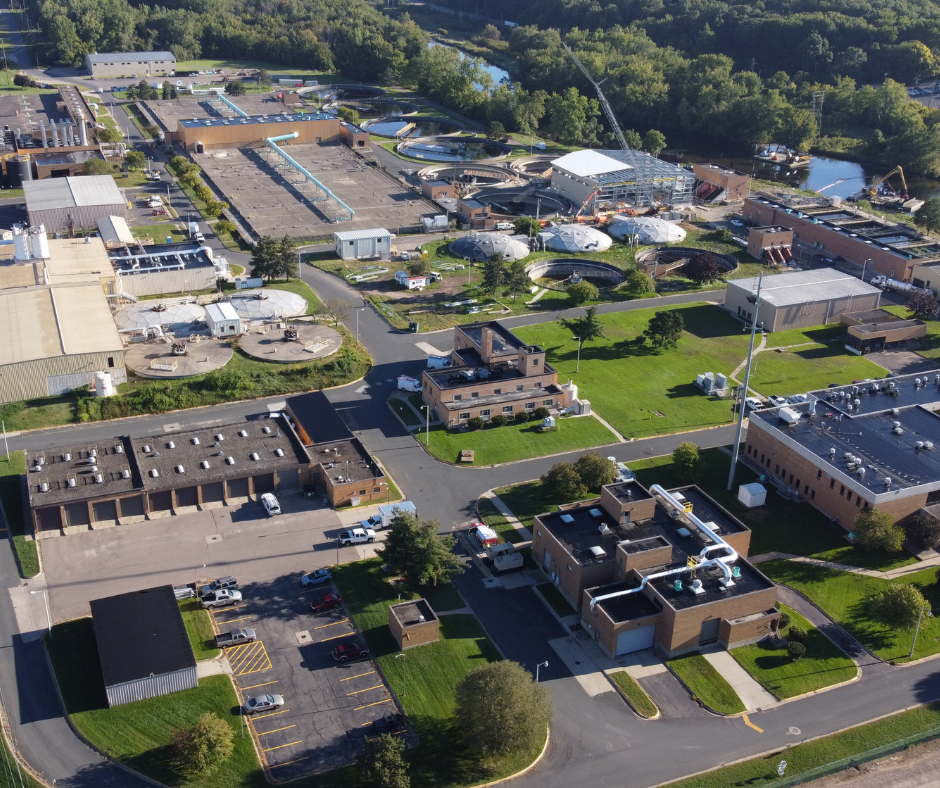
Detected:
left=572, top=336, right=582, bottom=373
left=395, top=652, right=406, bottom=696
left=336, top=537, right=340, bottom=566
left=727, top=273, right=763, bottom=491
left=909, top=605, right=933, bottom=658
left=536, top=660, right=548, bottom=682
left=422, top=405, right=430, bottom=446
left=30, top=589, right=52, bottom=639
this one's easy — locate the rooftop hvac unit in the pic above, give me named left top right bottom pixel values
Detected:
left=89, top=465, right=98, bottom=473
left=588, top=545, right=606, bottom=558
left=93, top=473, right=103, bottom=484
left=39, top=481, right=49, bottom=493
left=250, top=452, right=260, bottom=461
left=150, top=469, right=160, bottom=477
left=67, top=477, right=76, bottom=488
left=200, top=460, right=210, bottom=469
left=857, top=467, right=866, bottom=476
left=121, top=469, right=130, bottom=479
left=238, top=430, right=248, bottom=437
left=263, top=426, right=271, bottom=434
left=884, top=476, right=892, bottom=487
left=114, top=443, right=124, bottom=454
left=215, top=434, right=224, bottom=441
left=191, top=437, right=200, bottom=445
left=598, top=524, right=612, bottom=535
left=176, top=465, right=185, bottom=474
left=62, top=452, right=71, bottom=461
left=226, top=456, right=235, bottom=465
left=275, top=448, right=285, bottom=457
left=689, top=579, right=705, bottom=595
left=925, top=441, right=935, bottom=449
left=89, top=448, right=97, bottom=458
left=167, top=441, right=176, bottom=449
left=142, top=445, right=152, bottom=453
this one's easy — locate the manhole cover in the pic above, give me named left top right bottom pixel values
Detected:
left=296, top=630, right=312, bottom=644
left=789, top=727, right=801, bottom=736
left=206, top=534, right=222, bottom=544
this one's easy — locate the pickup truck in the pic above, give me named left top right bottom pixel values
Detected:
left=338, top=528, right=375, bottom=546
left=201, top=589, right=242, bottom=609
left=215, top=627, right=256, bottom=648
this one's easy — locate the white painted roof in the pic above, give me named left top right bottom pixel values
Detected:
left=334, top=228, right=392, bottom=242
left=551, top=150, right=632, bottom=178
left=729, top=267, right=880, bottom=308
left=97, top=216, right=134, bottom=246
left=25, top=176, right=124, bottom=212
left=205, top=302, right=240, bottom=322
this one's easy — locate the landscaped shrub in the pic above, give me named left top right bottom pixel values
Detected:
left=534, top=407, right=550, bottom=419
left=777, top=612, right=791, bottom=630
left=787, top=625, right=807, bottom=643
left=490, top=414, right=508, bottom=427
left=467, top=417, right=484, bottom=431
left=788, top=641, right=806, bottom=661
left=514, top=411, right=529, bottom=423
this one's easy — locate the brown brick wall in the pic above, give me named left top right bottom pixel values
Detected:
left=693, top=165, right=749, bottom=199
left=421, top=374, right=559, bottom=425
left=722, top=530, right=753, bottom=560
left=532, top=519, right=617, bottom=610
left=389, top=618, right=440, bottom=650
left=325, top=475, right=387, bottom=507
left=617, top=540, right=672, bottom=576
left=746, top=227, right=793, bottom=260
left=719, top=608, right=780, bottom=649
left=599, top=487, right=658, bottom=522
left=176, top=117, right=342, bottom=151
left=580, top=599, right=663, bottom=658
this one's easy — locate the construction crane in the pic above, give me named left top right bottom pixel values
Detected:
left=866, top=166, right=909, bottom=200
left=561, top=41, right=631, bottom=153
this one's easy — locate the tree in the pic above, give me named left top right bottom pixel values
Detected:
left=455, top=661, right=551, bottom=757
left=83, top=157, right=113, bottom=175
left=672, top=442, right=699, bottom=482
left=544, top=87, right=601, bottom=145
left=906, top=289, right=938, bottom=320
left=644, top=310, right=684, bottom=349
left=323, top=298, right=350, bottom=327
left=407, top=257, right=431, bottom=277
left=541, top=461, right=586, bottom=502
left=684, top=252, right=721, bottom=284
left=97, top=127, right=122, bottom=143
left=13, top=73, right=31, bottom=87
left=357, top=733, right=410, bottom=788
left=513, top=217, right=541, bottom=236
left=173, top=713, right=234, bottom=773
left=506, top=260, right=530, bottom=303
left=225, top=80, right=247, bottom=96
left=482, top=255, right=506, bottom=294
left=249, top=235, right=280, bottom=280
left=786, top=626, right=806, bottom=642
left=567, top=280, right=599, bottom=305
left=867, top=583, right=929, bottom=630
left=275, top=235, right=298, bottom=280
left=336, top=106, right=360, bottom=125
left=906, top=513, right=940, bottom=551
left=214, top=220, right=237, bottom=236
left=788, top=641, right=806, bottom=661
left=854, top=509, right=905, bottom=553
left=574, top=452, right=617, bottom=491
left=642, top=129, right=666, bottom=156
left=162, top=80, right=171, bottom=100
left=914, top=198, right=940, bottom=234
left=480, top=23, right=501, bottom=41
left=258, top=69, right=271, bottom=87
left=378, top=512, right=464, bottom=586
left=560, top=305, right=605, bottom=357
left=486, top=120, right=506, bottom=140
left=124, top=151, right=146, bottom=171
left=204, top=199, right=229, bottom=220
left=624, top=270, right=656, bottom=295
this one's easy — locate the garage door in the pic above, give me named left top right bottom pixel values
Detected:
left=175, top=486, right=198, bottom=508
left=253, top=473, right=275, bottom=494
left=119, top=496, right=144, bottom=518
left=92, top=500, right=118, bottom=525
left=201, top=482, right=224, bottom=504
left=276, top=468, right=299, bottom=491
left=616, top=624, right=656, bottom=656
left=227, top=477, right=249, bottom=500
left=35, top=507, right=62, bottom=534
left=63, top=502, right=90, bottom=528
left=149, top=490, right=172, bottom=512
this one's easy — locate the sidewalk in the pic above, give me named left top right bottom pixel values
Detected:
left=749, top=551, right=940, bottom=580
left=701, top=648, right=778, bottom=711
left=480, top=491, right=532, bottom=541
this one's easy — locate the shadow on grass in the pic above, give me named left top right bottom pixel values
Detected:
left=792, top=344, right=848, bottom=361
left=846, top=598, right=895, bottom=652
left=678, top=304, right=742, bottom=339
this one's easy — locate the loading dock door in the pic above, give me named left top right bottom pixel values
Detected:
left=699, top=618, right=720, bottom=646
left=63, top=502, right=90, bottom=528
left=615, top=624, right=656, bottom=656
left=92, top=499, right=118, bottom=526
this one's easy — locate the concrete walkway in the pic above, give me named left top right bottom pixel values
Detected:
left=196, top=656, right=231, bottom=678
left=701, top=648, right=778, bottom=711
left=750, top=551, right=940, bottom=580
left=480, top=491, right=533, bottom=541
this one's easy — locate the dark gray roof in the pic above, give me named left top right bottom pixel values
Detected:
left=91, top=585, right=194, bottom=687
left=27, top=437, right=141, bottom=506
left=87, top=51, right=175, bottom=64
left=313, top=438, right=385, bottom=483
left=179, top=112, right=333, bottom=129
left=287, top=391, right=353, bottom=444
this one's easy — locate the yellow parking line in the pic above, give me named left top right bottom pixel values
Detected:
left=256, top=725, right=296, bottom=737
left=231, top=643, right=269, bottom=674
left=219, top=616, right=253, bottom=624
left=240, top=654, right=272, bottom=675
left=263, top=740, right=303, bottom=753
left=341, top=671, right=375, bottom=682
left=213, top=604, right=246, bottom=612
left=320, top=632, right=352, bottom=643
left=250, top=709, right=289, bottom=721
left=355, top=698, right=391, bottom=711
left=742, top=713, right=764, bottom=733
left=241, top=680, right=278, bottom=690
left=270, top=757, right=308, bottom=769
left=228, top=642, right=262, bottom=671
left=313, top=618, right=350, bottom=629
left=347, top=684, right=384, bottom=696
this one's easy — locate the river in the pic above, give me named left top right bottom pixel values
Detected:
left=429, top=41, right=511, bottom=87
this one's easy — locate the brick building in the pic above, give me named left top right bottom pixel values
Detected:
left=692, top=163, right=749, bottom=202
left=743, top=194, right=940, bottom=281
left=421, top=322, right=562, bottom=427
left=388, top=599, right=440, bottom=650
left=841, top=309, right=927, bottom=355
left=743, top=373, right=940, bottom=529
left=531, top=481, right=778, bottom=658
left=746, top=226, right=794, bottom=264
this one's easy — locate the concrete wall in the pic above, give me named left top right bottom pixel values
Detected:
left=29, top=203, right=129, bottom=234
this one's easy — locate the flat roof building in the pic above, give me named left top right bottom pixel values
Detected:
left=692, top=163, right=749, bottom=202
left=333, top=228, right=392, bottom=261
left=91, top=585, right=196, bottom=707
left=25, top=175, right=127, bottom=233
left=725, top=267, right=881, bottom=332
left=205, top=301, right=242, bottom=337
left=108, top=242, right=223, bottom=297
left=85, top=51, right=176, bottom=78
left=743, top=372, right=940, bottom=529
left=841, top=308, right=927, bottom=355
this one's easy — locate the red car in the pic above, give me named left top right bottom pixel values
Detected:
left=310, top=594, right=342, bottom=614
left=332, top=641, right=370, bottom=662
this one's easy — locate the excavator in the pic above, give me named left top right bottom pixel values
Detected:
left=865, top=166, right=909, bottom=201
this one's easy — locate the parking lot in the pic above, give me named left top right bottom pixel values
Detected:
left=210, top=573, right=404, bottom=779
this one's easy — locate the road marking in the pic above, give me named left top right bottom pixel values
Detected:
left=742, top=713, right=764, bottom=733
left=341, top=670, right=376, bottom=682
left=270, top=757, right=308, bottom=769
left=241, top=680, right=278, bottom=690
left=212, top=604, right=246, bottom=612
left=229, top=641, right=272, bottom=675
left=314, top=618, right=349, bottom=629
left=263, top=740, right=303, bottom=753
left=320, top=632, right=353, bottom=643
left=250, top=709, right=289, bottom=721
left=347, top=684, right=384, bottom=696
left=354, top=698, right=392, bottom=711
left=219, top=616, right=253, bottom=624
left=256, top=725, right=296, bottom=737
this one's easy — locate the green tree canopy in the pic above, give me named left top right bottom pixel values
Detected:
left=506, top=259, right=530, bottom=302
left=642, top=129, right=666, bottom=156
left=854, top=509, right=905, bottom=552
left=574, top=452, right=617, bottom=491
left=513, top=217, right=542, bottom=236
left=644, top=310, right=684, bottom=349
left=379, top=512, right=464, bottom=586
left=541, top=461, right=586, bottom=502
left=357, top=733, right=410, bottom=788
left=83, top=157, right=113, bottom=175
left=914, top=198, right=940, bottom=234
left=249, top=235, right=281, bottom=280
left=867, top=583, right=929, bottom=630
left=672, top=442, right=700, bottom=482
left=560, top=305, right=605, bottom=348
left=482, top=255, right=507, bottom=294
left=225, top=80, right=247, bottom=96
left=906, top=289, right=938, bottom=320
left=906, top=513, right=940, bottom=551
left=173, top=712, right=234, bottom=774
left=624, top=270, right=656, bottom=295
left=124, top=150, right=146, bottom=171
left=567, top=280, right=599, bottom=305
left=684, top=252, right=721, bottom=284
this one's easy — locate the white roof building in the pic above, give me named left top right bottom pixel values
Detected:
left=25, top=176, right=128, bottom=233
left=205, top=302, right=242, bottom=337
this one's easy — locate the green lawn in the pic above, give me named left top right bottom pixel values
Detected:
left=424, top=416, right=618, bottom=465
left=494, top=478, right=588, bottom=529
left=46, top=618, right=264, bottom=788
left=389, top=396, right=422, bottom=427
left=477, top=497, right=523, bottom=544
left=663, top=703, right=940, bottom=788
left=179, top=600, right=221, bottom=661
left=0, top=451, right=39, bottom=577
left=731, top=604, right=857, bottom=700
left=748, top=343, right=888, bottom=397
left=131, top=222, right=187, bottom=243
left=763, top=323, right=844, bottom=348
left=667, top=653, right=745, bottom=715
left=175, top=59, right=332, bottom=77
left=608, top=671, right=658, bottom=718
left=332, top=560, right=546, bottom=786
left=761, top=560, right=940, bottom=663
left=514, top=304, right=752, bottom=439
left=0, top=727, right=41, bottom=788
left=535, top=582, right=576, bottom=617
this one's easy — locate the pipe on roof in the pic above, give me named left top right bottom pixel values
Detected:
left=265, top=133, right=355, bottom=219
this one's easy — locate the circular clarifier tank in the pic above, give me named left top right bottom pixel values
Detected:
left=397, top=136, right=511, bottom=162
left=333, top=99, right=418, bottom=118
left=363, top=116, right=463, bottom=138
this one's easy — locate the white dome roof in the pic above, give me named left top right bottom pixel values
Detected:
left=450, top=233, right=529, bottom=262
left=539, top=224, right=612, bottom=253
left=608, top=216, right=687, bottom=244
left=228, top=289, right=307, bottom=320
left=114, top=300, right=206, bottom=334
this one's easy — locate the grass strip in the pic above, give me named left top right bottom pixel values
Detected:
left=389, top=397, right=421, bottom=427
left=608, top=671, right=658, bottom=718
left=536, top=582, right=576, bottom=617
left=667, top=652, right=745, bottom=715
left=730, top=604, right=857, bottom=700
left=477, top=497, right=523, bottom=544
left=0, top=452, right=39, bottom=577
left=179, top=600, right=221, bottom=661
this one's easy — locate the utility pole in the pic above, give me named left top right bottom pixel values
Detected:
left=727, top=273, right=763, bottom=491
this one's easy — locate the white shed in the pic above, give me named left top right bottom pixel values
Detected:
left=737, top=482, right=767, bottom=508
left=334, top=228, right=392, bottom=261
left=205, top=302, right=242, bottom=337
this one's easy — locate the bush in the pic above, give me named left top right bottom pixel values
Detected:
left=173, top=712, right=234, bottom=774
left=854, top=509, right=905, bottom=553
left=534, top=407, right=551, bottom=419
left=777, top=612, right=791, bottom=630
left=788, top=641, right=806, bottom=661
left=787, top=625, right=806, bottom=643
left=867, top=583, right=929, bottom=630
left=514, top=411, right=529, bottom=423
left=906, top=514, right=940, bottom=551
left=567, top=280, right=600, bottom=305
left=541, top=461, right=587, bottom=503
left=624, top=270, right=656, bottom=295
left=490, top=414, right=508, bottom=427
left=467, top=417, right=484, bottom=431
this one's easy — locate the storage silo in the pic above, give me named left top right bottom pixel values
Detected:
left=12, top=225, right=30, bottom=261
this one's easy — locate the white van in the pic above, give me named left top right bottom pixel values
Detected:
left=261, top=492, right=281, bottom=516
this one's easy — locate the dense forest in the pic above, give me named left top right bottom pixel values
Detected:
left=28, top=0, right=940, bottom=175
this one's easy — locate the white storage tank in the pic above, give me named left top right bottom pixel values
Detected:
left=93, top=371, right=116, bottom=397
left=738, top=482, right=767, bottom=508
left=561, top=379, right=579, bottom=408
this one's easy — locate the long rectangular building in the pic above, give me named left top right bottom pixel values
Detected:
left=85, top=51, right=176, bottom=78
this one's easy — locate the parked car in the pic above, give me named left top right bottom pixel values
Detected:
left=371, top=712, right=405, bottom=734
left=215, top=627, right=256, bottom=648
left=201, top=589, right=242, bottom=609
left=261, top=492, right=281, bottom=516
left=200, top=576, right=238, bottom=597
left=310, top=594, right=342, bottom=614
left=301, top=568, right=332, bottom=587
left=338, top=528, right=375, bottom=546
left=360, top=515, right=383, bottom=531
left=243, top=694, right=284, bottom=714
left=332, top=641, right=370, bottom=662
left=768, top=395, right=787, bottom=407
left=744, top=397, right=764, bottom=412
left=194, top=232, right=206, bottom=243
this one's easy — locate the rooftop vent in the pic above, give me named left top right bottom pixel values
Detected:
left=588, top=545, right=606, bottom=558
left=89, top=448, right=97, bottom=458
left=142, top=444, right=152, bottom=453
left=150, top=468, right=160, bottom=477
left=884, top=476, right=892, bottom=487
left=598, top=523, right=611, bottom=535
left=200, top=460, right=210, bottom=469
left=262, top=426, right=271, bottom=434
left=689, top=578, right=705, bottom=595
left=191, top=437, right=200, bottom=445
left=224, top=456, right=235, bottom=466
left=93, top=473, right=103, bottom=484
left=275, top=448, right=285, bottom=457
left=39, top=481, right=50, bottom=493
left=250, top=452, right=260, bottom=461
left=238, top=430, right=248, bottom=437
left=560, top=514, right=575, bottom=524
left=167, top=441, right=176, bottom=449
left=114, top=443, right=124, bottom=454
left=62, top=452, right=71, bottom=462
left=215, top=434, right=224, bottom=441
left=176, top=465, right=185, bottom=474
left=121, top=468, right=130, bottom=479
left=925, top=441, right=935, bottom=450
